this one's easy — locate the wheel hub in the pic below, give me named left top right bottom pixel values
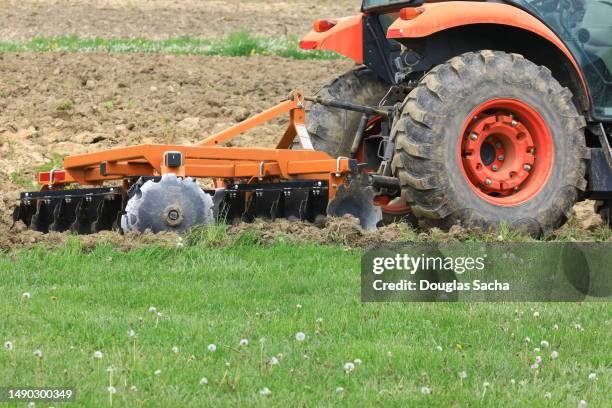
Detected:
left=165, top=205, right=184, bottom=227
left=459, top=99, right=554, bottom=206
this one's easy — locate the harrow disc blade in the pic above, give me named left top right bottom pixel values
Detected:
left=121, top=174, right=214, bottom=233
left=327, top=184, right=382, bottom=231
left=13, top=187, right=124, bottom=234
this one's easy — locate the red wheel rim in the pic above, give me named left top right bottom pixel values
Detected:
left=458, top=99, right=554, bottom=207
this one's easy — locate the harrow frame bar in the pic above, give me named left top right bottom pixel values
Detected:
left=36, top=90, right=356, bottom=199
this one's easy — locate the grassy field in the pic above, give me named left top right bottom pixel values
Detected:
left=0, top=32, right=339, bottom=60
left=1, top=236, right=609, bottom=407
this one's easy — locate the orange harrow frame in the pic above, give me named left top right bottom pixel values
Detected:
left=37, top=90, right=356, bottom=198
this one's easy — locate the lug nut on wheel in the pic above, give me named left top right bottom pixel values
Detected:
left=470, top=133, right=478, bottom=141
left=498, top=155, right=505, bottom=161
left=492, top=165, right=498, bottom=172
left=524, top=164, right=532, bottom=171
left=485, top=178, right=492, bottom=186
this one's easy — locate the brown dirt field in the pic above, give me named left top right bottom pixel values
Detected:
left=0, top=0, right=357, bottom=41
left=0, top=52, right=607, bottom=250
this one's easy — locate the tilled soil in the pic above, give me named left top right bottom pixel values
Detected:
left=0, top=52, right=353, bottom=243
left=0, top=0, right=356, bottom=41
left=0, top=51, right=607, bottom=249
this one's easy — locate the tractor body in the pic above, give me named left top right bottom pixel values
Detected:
left=300, top=0, right=612, bottom=232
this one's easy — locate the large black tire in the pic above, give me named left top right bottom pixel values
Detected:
left=391, top=50, right=589, bottom=236
left=306, top=67, right=390, bottom=157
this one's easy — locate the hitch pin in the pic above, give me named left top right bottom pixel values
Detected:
left=335, top=156, right=349, bottom=177
left=48, top=168, right=59, bottom=187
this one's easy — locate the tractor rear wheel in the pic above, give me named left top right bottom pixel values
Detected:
left=391, top=50, right=588, bottom=236
left=306, top=66, right=390, bottom=157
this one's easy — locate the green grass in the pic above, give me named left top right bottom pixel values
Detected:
left=0, top=239, right=609, bottom=407
left=0, top=32, right=340, bottom=60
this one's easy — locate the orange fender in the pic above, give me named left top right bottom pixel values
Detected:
left=387, top=2, right=586, bottom=92
left=300, top=15, right=364, bottom=64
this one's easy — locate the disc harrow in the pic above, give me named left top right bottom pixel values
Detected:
left=13, top=90, right=386, bottom=234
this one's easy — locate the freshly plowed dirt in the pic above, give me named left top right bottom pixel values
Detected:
left=0, top=51, right=607, bottom=250
left=0, top=0, right=356, bottom=41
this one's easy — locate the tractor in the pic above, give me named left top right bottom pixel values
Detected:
left=13, top=0, right=612, bottom=236
left=301, top=0, right=612, bottom=234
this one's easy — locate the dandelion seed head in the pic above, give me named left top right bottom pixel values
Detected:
left=588, top=373, right=597, bottom=381
left=239, top=338, right=249, bottom=347
left=199, top=377, right=208, bottom=385
left=154, top=369, right=161, bottom=376
left=129, top=385, right=138, bottom=392
left=551, top=350, right=559, bottom=359
left=540, top=340, right=549, bottom=348
left=296, top=304, right=302, bottom=309
left=420, top=386, right=432, bottom=394
left=343, top=362, right=355, bottom=373
left=107, top=386, right=116, bottom=394
left=259, top=337, right=266, bottom=344
left=22, top=292, right=31, bottom=299
left=535, top=356, right=542, bottom=364
left=295, top=332, right=306, bottom=342
left=510, top=379, right=516, bottom=385
left=553, top=324, right=559, bottom=330
left=387, top=351, right=393, bottom=358
left=335, top=387, right=345, bottom=394
left=270, top=356, right=279, bottom=365
left=33, top=349, right=43, bottom=358
left=459, top=371, right=468, bottom=379
left=127, top=329, right=136, bottom=338
left=533, top=311, right=540, bottom=317
left=483, top=381, right=491, bottom=388
left=28, top=402, right=35, bottom=408
left=316, top=317, right=323, bottom=323
left=148, top=306, right=157, bottom=313
left=354, top=358, right=362, bottom=365
left=578, top=400, right=587, bottom=408
left=534, top=347, right=541, bottom=352
left=106, top=366, right=116, bottom=373
left=93, top=350, right=103, bottom=359
left=171, top=346, right=179, bottom=354
left=524, top=337, right=531, bottom=343
left=259, top=387, right=272, bottom=397
left=207, top=344, right=217, bottom=352
left=544, top=392, right=552, bottom=399
left=435, top=345, right=443, bottom=352
left=3, top=341, right=13, bottom=351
